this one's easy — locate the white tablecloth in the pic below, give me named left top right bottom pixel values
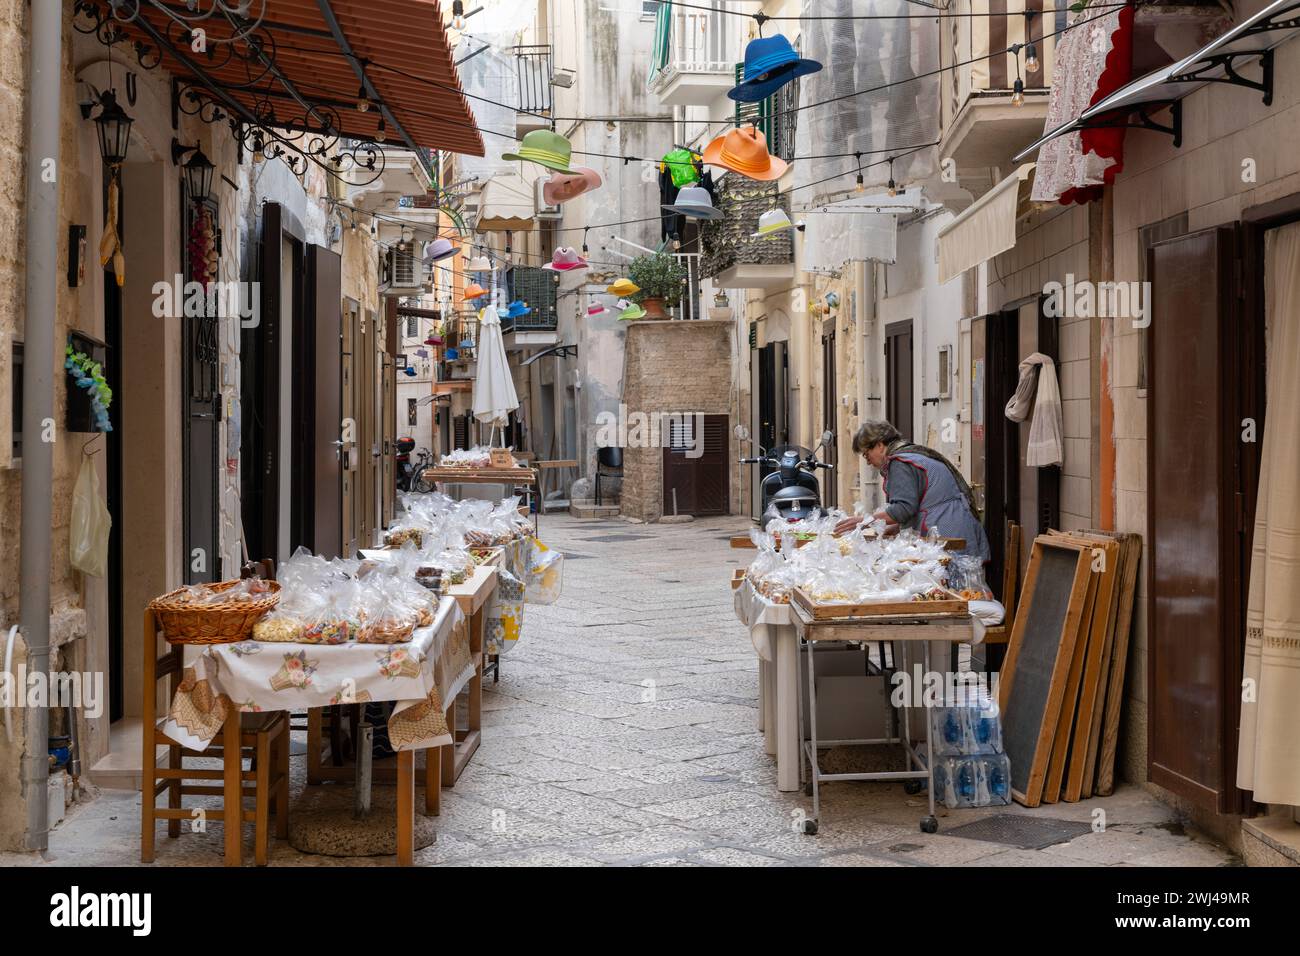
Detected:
left=163, top=596, right=474, bottom=753
left=733, top=578, right=793, bottom=662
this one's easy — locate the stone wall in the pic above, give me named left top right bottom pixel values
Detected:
left=619, top=320, right=736, bottom=522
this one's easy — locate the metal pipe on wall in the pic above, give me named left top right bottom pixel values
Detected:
left=21, top=0, right=63, bottom=851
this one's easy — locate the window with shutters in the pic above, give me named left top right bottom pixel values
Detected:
left=406, top=315, right=417, bottom=338
left=733, top=64, right=798, bottom=162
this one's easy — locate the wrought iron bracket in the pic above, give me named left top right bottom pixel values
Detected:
left=1169, top=49, right=1275, bottom=106
left=1081, top=100, right=1183, bottom=149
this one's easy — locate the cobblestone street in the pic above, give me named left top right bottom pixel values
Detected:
left=3, top=516, right=1239, bottom=867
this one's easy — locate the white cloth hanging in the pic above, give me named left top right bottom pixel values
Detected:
left=471, top=306, right=519, bottom=435
left=1237, top=220, right=1300, bottom=807
left=1004, top=352, right=1063, bottom=467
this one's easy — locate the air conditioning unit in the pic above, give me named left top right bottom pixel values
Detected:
left=534, top=177, right=561, bottom=219
left=382, top=246, right=425, bottom=295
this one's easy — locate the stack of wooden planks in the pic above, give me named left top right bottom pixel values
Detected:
left=1000, top=530, right=1142, bottom=807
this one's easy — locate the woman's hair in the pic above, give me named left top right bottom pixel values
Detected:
left=852, top=420, right=902, bottom=455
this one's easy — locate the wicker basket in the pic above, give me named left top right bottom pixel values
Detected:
left=148, top=580, right=281, bottom=645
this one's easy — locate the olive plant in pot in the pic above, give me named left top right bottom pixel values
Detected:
left=626, top=251, right=687, bottom=320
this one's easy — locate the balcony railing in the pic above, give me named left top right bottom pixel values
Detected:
left=647, top=2, right=732, bottom=95
left=513, top=44, right=552, bottom=114
left=948, top=0, right=1060, bottom=111
left=673, top=252, right=703, bottom=320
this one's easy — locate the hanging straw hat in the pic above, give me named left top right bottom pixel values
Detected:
left=661, top=185, right=724, bottom=220
left=606, top=278, right=640, bottom=297
left=750, top=208, right=795, bottom=238
left=501, top=129, right=574, bottom=173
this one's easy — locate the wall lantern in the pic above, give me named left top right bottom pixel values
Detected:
left=172, top=139, right=216, bottom=204
left=92, top=90, right=134, bottom=166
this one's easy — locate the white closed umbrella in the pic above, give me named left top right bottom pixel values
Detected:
left=471, top=306, right=519, bottom=445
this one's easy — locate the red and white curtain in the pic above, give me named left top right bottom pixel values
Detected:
left=1031, top=7, right=1135, bottom=205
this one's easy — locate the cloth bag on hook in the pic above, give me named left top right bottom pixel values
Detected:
left=70, top=455, right=112, bottom=577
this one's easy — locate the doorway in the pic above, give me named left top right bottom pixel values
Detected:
left=885, top=320, right=914, bottom=441
left=662, top=414, right=730, bottom=516
left=820, top=330, right=838, bottom=509
left=104, top=269, right=124, bottom=723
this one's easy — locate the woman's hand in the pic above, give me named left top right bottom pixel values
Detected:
left=834, top=515, right=865, bottom=536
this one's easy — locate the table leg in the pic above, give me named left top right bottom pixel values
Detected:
left=440, top=700, right=456, bottom=787
left=467, top=608, right=483, bottom=736
left=222, top=707, right=241, bottom=867
left=306, top=708, right=322, bottom=785
left=396, top=749, right=414, bottom=866
left=775, top=625, right=800, bottom=792
left=425, top=746, right=441, bottom=816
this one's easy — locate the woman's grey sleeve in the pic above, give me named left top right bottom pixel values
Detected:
left=884, top=465, right=921, bottom=524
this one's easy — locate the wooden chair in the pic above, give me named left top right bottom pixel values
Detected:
left=141, top=606, right=290, bottom=866
left=981, top=521, right=1021, bottom=645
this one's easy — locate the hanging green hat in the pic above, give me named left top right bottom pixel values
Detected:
left=618, top=302, right=646, bottom=321
left=661, top=147, right=701, bottom=188
left=502, top=129, right=573, bottom=173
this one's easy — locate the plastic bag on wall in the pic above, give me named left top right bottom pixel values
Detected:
left=70, top=456, right=112, bottom=577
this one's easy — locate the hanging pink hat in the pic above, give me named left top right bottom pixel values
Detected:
left=542, top=246, right=590, bottom=271
left=543, top=166, right=602, bottom=205
left=586, top=302, right=607, bottom=317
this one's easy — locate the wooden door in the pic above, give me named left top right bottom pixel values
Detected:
left=382, top=299, right=397, bottom=528
left=340, top=299, right=358, bottom=558
left=662, top=414, right=729, bottom=517
left=974, top=309, right=1021, bottom=599
left=885, top=320, right=914, bottom=441
left=1147, top=225, right=1245, bottom=813
left=305, top=245, right=344, bottom=558
left=243, top=202, right=283, bottom=563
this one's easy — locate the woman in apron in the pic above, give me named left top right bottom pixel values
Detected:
left=834, top=420, right=990, bottom=563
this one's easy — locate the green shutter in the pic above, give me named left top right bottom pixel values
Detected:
left=646, top=3, right=671, bottom=89
left=733, top=63, right=774, bottom=148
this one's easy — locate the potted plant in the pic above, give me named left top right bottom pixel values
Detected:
left=627, top=251, right=687, bottom=320
left=709, top=290, right=732, bottom=321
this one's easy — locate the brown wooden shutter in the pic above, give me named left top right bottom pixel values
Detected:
left=1146, top=225, right=1245, bottom=813
left=303, top=244, right=344, bottom=558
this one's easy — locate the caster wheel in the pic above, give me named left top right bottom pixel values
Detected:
left=904, top=780, right=924, bottom=795
left=920, top=816, right=938, bottom=834
left=802, top=819, right=819, bottom=835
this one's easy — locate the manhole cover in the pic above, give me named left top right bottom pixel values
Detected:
left=581, top=533, right=653, bottom=542
left=944, top=814, right=1094, bottom=850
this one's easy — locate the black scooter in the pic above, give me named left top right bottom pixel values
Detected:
left=739, top=429, right=835, bottom=528
left=395, top=438, right=434, bottom=494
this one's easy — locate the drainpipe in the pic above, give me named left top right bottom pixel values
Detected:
left=21, top=0, right=62, bottom=852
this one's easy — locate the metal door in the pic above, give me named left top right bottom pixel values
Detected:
left=181, top=191, right=221, bottom=582
left=821, top=330, right=838, bottom=509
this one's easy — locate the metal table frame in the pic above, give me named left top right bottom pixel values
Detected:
left=791, top=602, right=975, bottom=835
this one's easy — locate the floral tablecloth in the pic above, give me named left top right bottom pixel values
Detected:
left=163, top=596, right=474, bottom=753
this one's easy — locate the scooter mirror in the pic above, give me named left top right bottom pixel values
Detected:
left=733, top=424, right=749, bottom=441
left=822, top=429, right=834, bottom=444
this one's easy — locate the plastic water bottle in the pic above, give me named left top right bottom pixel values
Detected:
left=956, top=759, right=977, bottom=807
left=983, top=754, right=1011, bottom=805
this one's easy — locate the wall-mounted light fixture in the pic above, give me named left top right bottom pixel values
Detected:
left=172, top=138, right=215, bottom=204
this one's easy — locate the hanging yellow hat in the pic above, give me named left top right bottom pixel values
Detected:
left=606, top=278, right=640, bottom=297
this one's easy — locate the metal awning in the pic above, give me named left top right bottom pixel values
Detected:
left=936, top=165, right=1035, bottom=285
left=78, top=0, right=484, bottom=157
left=1014, top=0, right=1300, bottom=163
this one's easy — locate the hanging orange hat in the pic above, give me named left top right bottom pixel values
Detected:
left=702, top=125, right=788, bottom=181
left=463, top=282, right=488, bottom=300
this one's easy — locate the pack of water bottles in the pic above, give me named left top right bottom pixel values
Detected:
left=929, top=689, right=1011, bottom=809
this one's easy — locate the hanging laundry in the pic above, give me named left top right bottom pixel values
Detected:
left=660, top=147, right=701, bottom=188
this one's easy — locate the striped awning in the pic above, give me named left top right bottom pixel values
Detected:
left=86, top=0, right=484, bottom=156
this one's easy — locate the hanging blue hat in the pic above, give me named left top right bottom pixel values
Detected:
left=728, top=35, right=822, bottom=103
left=502, top=300, right=531, bottom=319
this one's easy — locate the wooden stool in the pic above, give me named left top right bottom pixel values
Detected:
left=141, top=608, right=290, bottom=866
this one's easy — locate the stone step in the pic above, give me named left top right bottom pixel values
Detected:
left=570, top=500, right=620, bottom=519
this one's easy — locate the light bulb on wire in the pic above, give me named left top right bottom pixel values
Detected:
left=376, top=116, right=387, bottom=143
left=452, top=0, right=466, bottom=30
left=356, top=85, right=371, bottom=112
left=1012, top=77, right=1025, bottom=107
left=1025, top=43, right=1039, bottom=74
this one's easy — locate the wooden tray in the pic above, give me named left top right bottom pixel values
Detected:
left=730, top=568, right=746, bottom=590
left=790, top=586, right=968, bottom=620
left=423, top=466, right=537, bottom=484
